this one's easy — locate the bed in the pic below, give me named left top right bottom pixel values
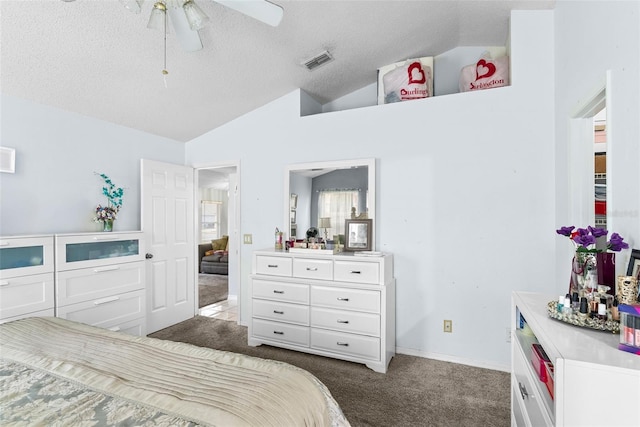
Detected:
left=0, top=317, right=350, bottom=426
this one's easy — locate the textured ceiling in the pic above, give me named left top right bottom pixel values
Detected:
left=1, top=0, right=554, bottom=142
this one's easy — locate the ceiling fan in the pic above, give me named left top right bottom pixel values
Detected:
left=121, top=0, right=284, bottom=52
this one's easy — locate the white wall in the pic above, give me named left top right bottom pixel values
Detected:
left=186, top=11, right=557, bottom=370
left=0, top=95, right=184, bottom=235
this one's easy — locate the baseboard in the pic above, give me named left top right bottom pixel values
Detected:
left=395, top=346, right=510, bottom=373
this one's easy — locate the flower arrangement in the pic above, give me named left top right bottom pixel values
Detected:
left=556, top=225, right=629, bottom=252
left=93, top=173, right=124, bottom=224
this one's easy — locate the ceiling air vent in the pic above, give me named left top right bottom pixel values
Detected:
left=302, top=50, right=334, bottom=71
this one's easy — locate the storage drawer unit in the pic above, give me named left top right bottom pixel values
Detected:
left=0, top=235, right=55, bottom=322
left=55, top=232, right=146, bottom=336
left=511, top=292, right=640, bottom=427
left=250, top=249, right=395, bottom=373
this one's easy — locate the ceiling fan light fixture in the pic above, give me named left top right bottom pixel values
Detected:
left=147, top=1, right=168, bottom=31
left=182, top=0, right=210, bottom=31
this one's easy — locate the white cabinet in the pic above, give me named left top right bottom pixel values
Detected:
left=55, top=232, right=146, bottom=336
left=0, top=235, right=55, bottom=322
left=511, top=292, right=640, bottom=427
left=249, top=249, right=395, bottom=373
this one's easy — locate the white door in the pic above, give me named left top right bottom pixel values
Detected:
left=141, top=159, right=195, bottom=333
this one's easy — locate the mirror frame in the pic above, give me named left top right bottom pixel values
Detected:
left=284, top=158, right=376, bottom=251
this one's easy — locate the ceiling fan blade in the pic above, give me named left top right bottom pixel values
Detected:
left=214, top=0, right=283, bottom=27
left=167, top=6, right=204, bottom=52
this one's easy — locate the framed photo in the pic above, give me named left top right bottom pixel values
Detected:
left=344, top=219, right=372, bottom=251
left=290, top=193, right=298, bottom=210
left=627, top=249, right=640, bottom=280
left=290, top=210, right=296, bottom=224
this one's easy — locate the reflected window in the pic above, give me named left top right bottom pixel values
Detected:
left=317, top=190, right=359, bottom=237
left=201, top=200, right=221, bottom=242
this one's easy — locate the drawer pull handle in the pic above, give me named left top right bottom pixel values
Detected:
left=92, top=235, right=120, bottom=241
left=93, top=266, right=120, bottom=273
left=273, top=290, right=284, bottom=294
left=267, top=264, right=278, bottom=268
left=94, top=296, right=120, bottom=305
left=337, top=319, right=349, bottom=324
left=0, top=280, right=10, bottom=286
left=273, top=310, right=284, bottom=315
left=273, top=331, right=284, bottom=335
left=350, top=270, right=362, bottom=274
left=337, top=297, right=350, bottom=302
left=337, top=342, right=349, bottom=347
left=306, top=267, right=318, bottom=271
left=0, top=242, right=9, bottom=246
left=109, top=326, right=121, bottom=332
left=518, top=382, right=529, bottom=400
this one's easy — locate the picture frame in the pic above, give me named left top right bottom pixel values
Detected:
left=344, top=219, right=372, bottom=252
left=627, top=249, right=640, bottom=280
left=290, top=193, right=298, bottom=210
left=290, top=210, right=296, bottom=224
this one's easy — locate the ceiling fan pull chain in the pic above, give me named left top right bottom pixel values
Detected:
left=162, top=9, right=169, bottom=88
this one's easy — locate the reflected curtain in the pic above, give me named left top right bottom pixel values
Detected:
left=317, top=190, right=359, bottom=237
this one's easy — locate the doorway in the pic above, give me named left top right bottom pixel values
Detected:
left=196, top=165, right=239, bottom=323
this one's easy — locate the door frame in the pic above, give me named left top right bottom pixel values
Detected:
left=193, top=161, right=241, bottom=323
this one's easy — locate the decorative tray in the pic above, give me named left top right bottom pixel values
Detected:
left=546, top=301, right=620, bottom=334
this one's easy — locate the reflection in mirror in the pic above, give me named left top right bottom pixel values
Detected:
left=285, top=159, right=375, bottom=250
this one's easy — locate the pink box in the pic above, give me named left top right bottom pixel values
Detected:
left=531, top=343, right=550, bottom=382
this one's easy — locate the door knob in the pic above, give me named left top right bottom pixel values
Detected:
left=145, top=253, right=153, bottom=259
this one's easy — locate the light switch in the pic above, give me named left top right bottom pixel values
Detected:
left=243, top=234, right=252, bottom=244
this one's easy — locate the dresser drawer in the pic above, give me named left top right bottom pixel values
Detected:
left=311, top=285, right=380, bottom=314
left=311, top=328, right=380, bottom=360
left=293, top=258, right=333, bottom=281
left=105, top=317, right=146, bottom=336
left=56, top=289, right=145, bottom=331
left=311, top=306, right=380, bottom=336
left=252, top=318, right=309, bottom=347
left=0, top=273, right=54, bottom=320
left=334, top=260, right=380, bottom=284
left=253, top=299, right=309, bottom=325
left=512, top=340, right=552, bottom=427
left=255, top=256, right=292, bottom=277
left=0, top=308, right=55, bottom=324
left=56, top=261, right=144, bottom=307
left=0, top=236, right=54, bottom=279
left=252, top=279, right=309, bottom=304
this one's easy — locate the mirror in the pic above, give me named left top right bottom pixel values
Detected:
left=284, top=158, right=376, bottom=250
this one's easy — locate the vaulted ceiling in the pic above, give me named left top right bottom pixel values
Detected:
left=1, top=0, right=555, bottom=142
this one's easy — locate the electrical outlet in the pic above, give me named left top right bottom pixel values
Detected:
left=243, top=234, right=252, bottom=244
left=506, top=327, right=511, bottom=343
left=443, top=319, right=452, bottom=333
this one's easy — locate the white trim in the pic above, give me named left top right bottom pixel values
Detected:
left=0, top=147, right=16, bottom=173
left=396, top=346, right=510, bottom=373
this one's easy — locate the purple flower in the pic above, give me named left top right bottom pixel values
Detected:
left=573, top=233, right=596, bottom=248
left=608, top=233, right=629, bottom=252
left=588, top=226, right=608, bottom=238
left=556, top=226, right=575, bottom=236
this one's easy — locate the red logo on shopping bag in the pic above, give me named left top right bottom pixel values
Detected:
left=407, top=62, right=426, bottom=84
left=475, top=59, right=496, bottom=81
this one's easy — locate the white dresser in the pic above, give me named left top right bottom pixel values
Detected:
left=249, top=249, right=395, bottom=373
left=0, top=235, right=55, bottom=323
left=55, top=232, right=146, bottom=336
left=511, top=292, right=640, bottom=427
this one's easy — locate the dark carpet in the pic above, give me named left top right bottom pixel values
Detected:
left=149, top=316, right=510, bottom=427
left=198, top=274, right=228, bottom=308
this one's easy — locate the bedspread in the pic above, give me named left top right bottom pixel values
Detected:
left=0, top=317, right=350, bottom=426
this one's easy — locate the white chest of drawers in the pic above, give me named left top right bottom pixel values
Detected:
left=249, top=249, right=395, bottom=373
left=0, top=235, right=55, bottom=322
left=55, top=232, right=146, bottom=336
